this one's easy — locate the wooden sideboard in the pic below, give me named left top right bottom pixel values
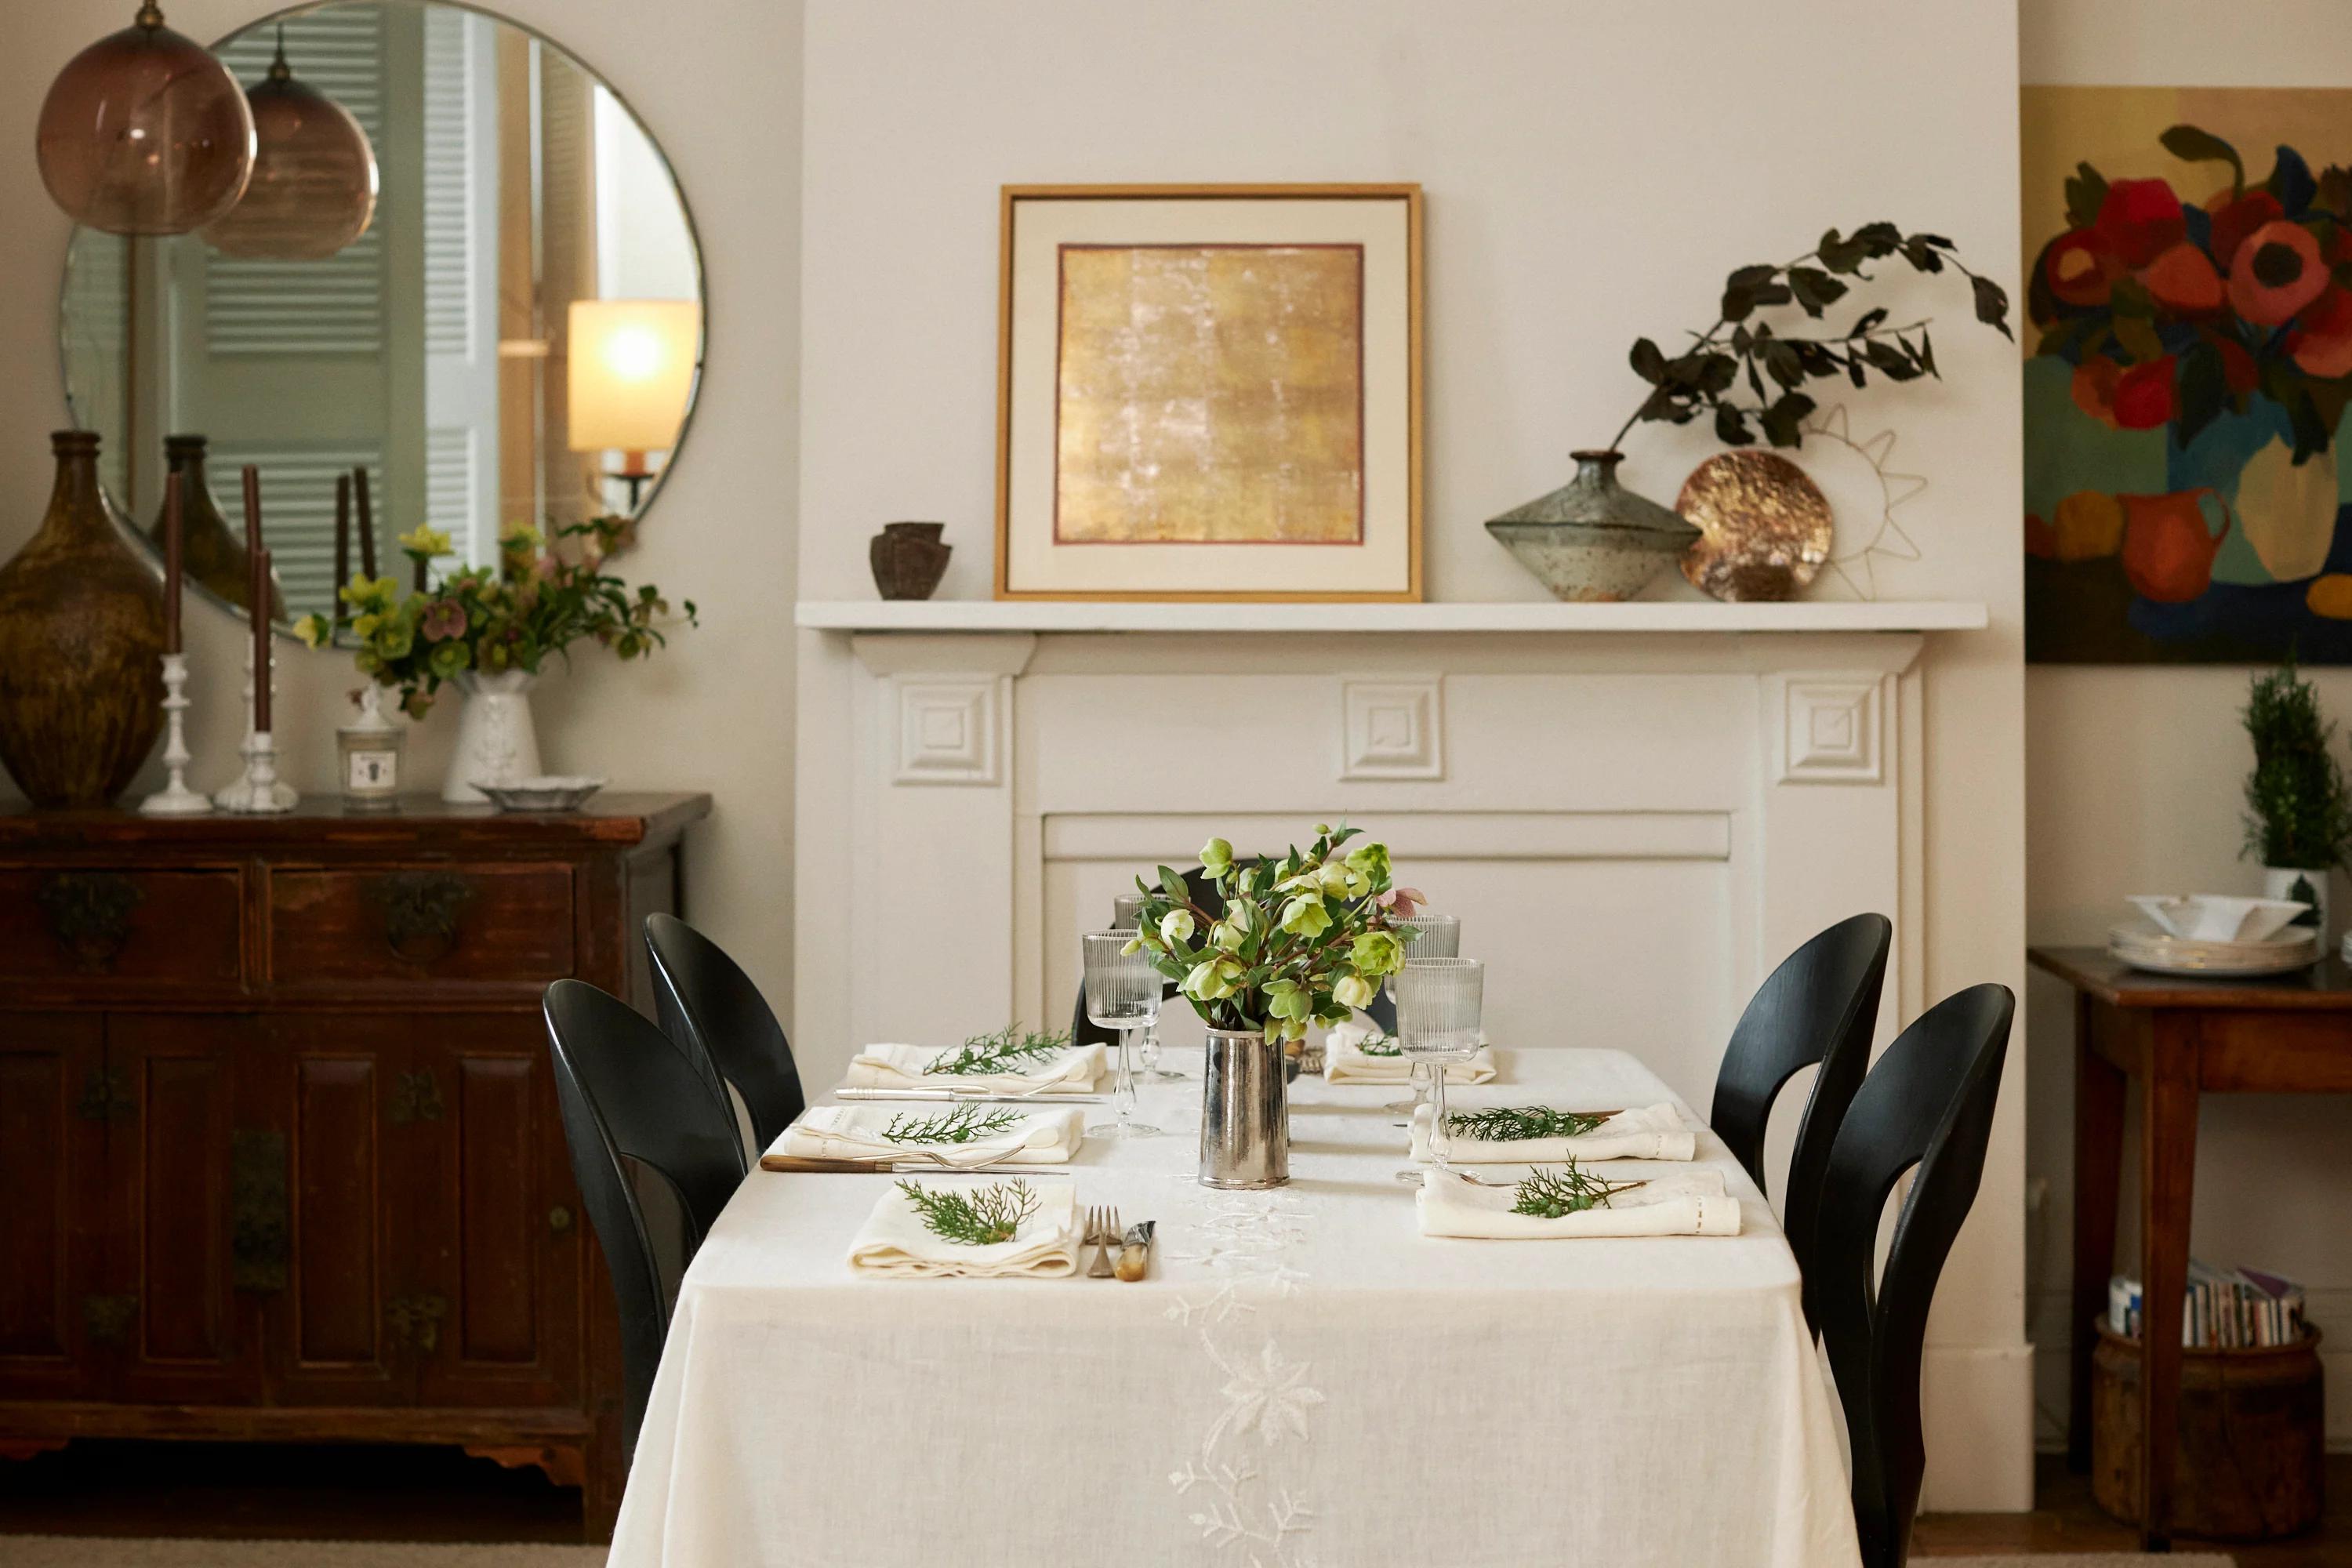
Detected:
left=0, top=792, right=710, bottom=1534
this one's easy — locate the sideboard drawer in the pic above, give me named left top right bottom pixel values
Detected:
left=0, top=867, right=243, bottom=989
left=267, top=864, right=575, bottom=985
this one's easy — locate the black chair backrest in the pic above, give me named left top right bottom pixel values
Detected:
left=1072, top=865, right=1226, bottom=1047
left=1709, top=913, right=1892, bottom=1323
left=543, top=978, right=747, bottom=1457
left=645, top=913, right=806, bottom=1153
left=1817, top=982, right=2013, bottom=1568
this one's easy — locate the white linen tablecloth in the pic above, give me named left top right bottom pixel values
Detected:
left=608, top=1048, right=1860, bottom=1568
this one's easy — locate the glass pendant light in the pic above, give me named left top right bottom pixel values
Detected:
left=36, top=2, right=255, bottom=236
left=201, top=29, right=378, bottom=261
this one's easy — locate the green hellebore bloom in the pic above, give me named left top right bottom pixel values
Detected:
left=428, top=640, right=472, bottom=679
left=1160, top=909, right=1196, bottom=945
left=397, top=524, right=453, bottom=561
left=1318, top=862, right=1356, bottom=898
left=374, top=623, right=414, bottom=660
left=1265, top=982, right=1313, bottom=1022
left=1345, top=841, right=1391, bottom=885
left=1279, top=895, right=1332, bottom=938
left=1120, top=936, right=1147, bottom=957
left=1200, top=837, right=1234, bottom=876
left=1350, top=929, right=1405, bottom=978
left=1209, top=916, right=1247, bottom=953
left=291, top=613, right=332, bottom=648
left=1181, top=956, right=1243, bottom=1003
left=1332, top=972, right=1377, bottom=1010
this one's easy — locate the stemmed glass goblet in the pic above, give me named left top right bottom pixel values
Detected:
left=1111, top=892, right=1184, bottom=1080
left=1383, top=913, right=1461, bottom=1116
left=1392, top=956, right=1485, bottom=1185
left=1082, top=930, right=1162, bottom=1140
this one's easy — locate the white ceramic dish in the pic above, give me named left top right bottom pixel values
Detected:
left=2109, top=922, right=2319, bottom=976
left=2126, top=894, right=2311, bottom=943
left=474, top=775, right=606, bottom=812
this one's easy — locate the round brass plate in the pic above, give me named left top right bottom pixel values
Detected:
left=1676, top=450, right=1833, bottom=602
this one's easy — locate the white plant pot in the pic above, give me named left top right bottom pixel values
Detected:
left=443, top=670, right=543, bottom=803
left=2261, top=865, right=2329, bottom=944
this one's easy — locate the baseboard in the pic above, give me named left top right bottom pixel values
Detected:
left=1921, top=1341, right=2038, bottom=1512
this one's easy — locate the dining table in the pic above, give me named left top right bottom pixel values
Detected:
left=605, top=1044, right=1861, bottom=1567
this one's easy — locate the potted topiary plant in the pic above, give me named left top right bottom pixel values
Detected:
left=2241, top=658, right=2352, bottom=936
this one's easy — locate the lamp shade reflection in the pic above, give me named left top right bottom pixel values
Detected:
left=37, top=3, right=255, bottom=236
left=568, top=299, right=700, bottom=464
left=201, top=36, right=377, bottom=260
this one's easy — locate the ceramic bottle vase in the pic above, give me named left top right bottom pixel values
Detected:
left=1483, top=450, right=1701, bottom=602
left=152, top=434, right=286, bottom=621
left=0, top=430, right=166, bottom=806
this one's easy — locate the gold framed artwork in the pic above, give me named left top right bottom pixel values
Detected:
left=994, top=183, right=1424, bottom=601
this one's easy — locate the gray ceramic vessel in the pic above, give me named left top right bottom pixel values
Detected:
left=1485, top=450, right=1702, bottom=602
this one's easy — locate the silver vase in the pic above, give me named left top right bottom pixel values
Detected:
left=1199, top=1026, right=1289, bottom=1189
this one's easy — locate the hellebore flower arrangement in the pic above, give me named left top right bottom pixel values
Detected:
left=1127, top=823, right=1414, bottom=1045
left=2030, top=125, right=2352, bottom=460
left=292, top=515, right=695, bottom=719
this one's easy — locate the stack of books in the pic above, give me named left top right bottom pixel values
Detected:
left=2109, top=1262, right=2306, bottom=1348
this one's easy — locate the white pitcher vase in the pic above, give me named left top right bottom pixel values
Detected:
left=443, top=669, right=543, bottom=803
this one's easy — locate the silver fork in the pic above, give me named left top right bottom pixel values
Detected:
left=1087, top=1206, right=1120, bottom=1278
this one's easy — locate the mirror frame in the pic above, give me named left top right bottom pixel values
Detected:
left=56, top=0, right=710, bottom=641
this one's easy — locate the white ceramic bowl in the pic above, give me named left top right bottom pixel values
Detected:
left=474, top=775, right=606, bottom=812
left=2126, top=894, right=2310, bottom=943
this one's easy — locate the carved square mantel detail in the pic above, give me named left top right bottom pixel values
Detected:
left=1340, top=677, right=1443, bottom=780
left=1777, top=675, right=1882, bottom=785
left=891, top=677, right=1000, bottom=786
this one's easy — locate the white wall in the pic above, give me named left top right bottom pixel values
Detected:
left=0, top=0, right=800, bottom=1021
left=797, top=0, right=2031, bottom=1509
left=2020, top=0, right=2352, bottom=1453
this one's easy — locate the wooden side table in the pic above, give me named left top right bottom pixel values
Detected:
left=2029, top=946, right=2352, bottom=1552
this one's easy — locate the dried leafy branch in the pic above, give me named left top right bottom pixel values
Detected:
left=895, top=1178, right=1040, bottom=1245
left=1616, top=223, right=2013, bottom=452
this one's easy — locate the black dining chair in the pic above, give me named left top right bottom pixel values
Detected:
left=646, top=913, right=806, bottom=1155
left=544, top=978, right=747, bottom=1457
left=1070, top=865, right=1227, bottom=1047
left=1709, top=913, right=1892, bottom=1326
left=1815, top=982, right=2014, bottom=1568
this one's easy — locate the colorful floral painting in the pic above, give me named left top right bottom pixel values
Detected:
left=2024, top=88, right=2352, bottom=662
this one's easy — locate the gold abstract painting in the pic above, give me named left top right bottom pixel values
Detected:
left=1053, top=244, right=1364, bottom=544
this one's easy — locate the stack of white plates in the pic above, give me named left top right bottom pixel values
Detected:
left=2110, top=920, right=2318, bottom=976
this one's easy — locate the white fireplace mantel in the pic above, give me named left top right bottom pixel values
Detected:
left=796, top=597, right=1988, bottom=635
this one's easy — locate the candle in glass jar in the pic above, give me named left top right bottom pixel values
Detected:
left=162, top=471, right=184, bottom=655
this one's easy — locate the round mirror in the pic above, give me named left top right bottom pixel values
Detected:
left=60, top=0, right=704, bottom=637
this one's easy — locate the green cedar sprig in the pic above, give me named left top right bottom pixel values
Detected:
left=1448, top=1105, right=1610, bottom=1142
left=895, top=1178, right=1040, bottom=1245
left=880, top=1105, right=1025, bottom=1145
left=1356, top=1033, right=1403, bottom=1058
left=924, top=1026, right=1073, bottom=1076
left=1509, top=1161, right=1636, bottom=1221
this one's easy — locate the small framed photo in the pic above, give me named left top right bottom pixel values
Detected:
left=995, top=183, right=1423, bottom=601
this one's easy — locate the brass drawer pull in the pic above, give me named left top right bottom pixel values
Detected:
left=547, top=1204, right=574, bottom=1234
left=386, top=1291, right=448, bottom=1354
left=367, top=872, right=476, bottom=963
left=38, top=871, right=142, bottom=971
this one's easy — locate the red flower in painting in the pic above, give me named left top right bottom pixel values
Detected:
left=2143, top=242, right=2224, bottom=315
left=2045, top=230, right=2122, bottom=307
left=2094, top=178, right=2186, bottom=267
left=2213, top=335, right=2259, bottom=394
left=2205, top=189, right=2284, bottom=275
left=2070, top=358, right=2122, bottom=426
left=2228, top=220, right=2328, bottom=325
left=2288, top=286, right=2352, bottom=379
left=2111, top=356, right=2178, bottom=430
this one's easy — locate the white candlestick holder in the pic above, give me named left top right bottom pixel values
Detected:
left=214, top=641, right=298, bottom=814
left=140, top=652, right=211, bottom=816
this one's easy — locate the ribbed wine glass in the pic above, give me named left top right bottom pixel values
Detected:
left=1082, top=930, right=1161, bottom=1140
left=1393, top=957, right=1484, bottom=1185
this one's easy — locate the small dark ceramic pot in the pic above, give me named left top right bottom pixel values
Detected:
left=869, top=521, right=952, bottom=601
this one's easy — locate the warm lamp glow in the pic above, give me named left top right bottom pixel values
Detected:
left=568, top=299, right=699, bottom=458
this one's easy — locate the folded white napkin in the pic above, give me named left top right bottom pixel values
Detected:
left=844, top=1041, right=1105, bottom=1095
left=848, top=1178, right=1081, bottom=1278
left=1417, top=1167, right=1742, bottom=1240
left=1323, top=1022, right=1497, bottom=1085
left=767, top=1103, right=1084, bottom=1167
left=1408, top=1102, right=1695, bottom=1163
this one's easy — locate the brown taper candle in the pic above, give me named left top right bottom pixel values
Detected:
left=333, top=471, right=350, bottom=618
left=354, top=465, right=376, bottom=578
left=243, top=466, right=270, bottom=733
